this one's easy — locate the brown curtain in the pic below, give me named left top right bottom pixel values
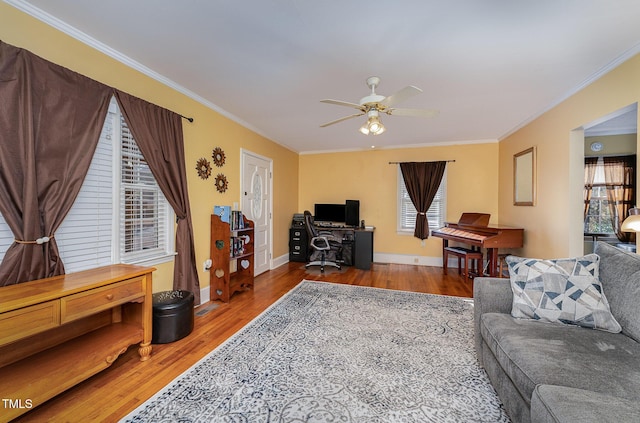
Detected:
left=584, top=156, right=599, bottom=219
left=603, top=155, right=636, bottom=242
left=114, top=91, right=201, bottom=303
left=400, top=161, right=447, bottom=240
left=0, top=41, right=112, bottom=286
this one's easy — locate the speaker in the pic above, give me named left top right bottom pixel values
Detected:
left=345, top=200, right=360, bottom=227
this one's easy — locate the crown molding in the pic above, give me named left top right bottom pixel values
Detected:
left=299, top=138, right=498, bottom=155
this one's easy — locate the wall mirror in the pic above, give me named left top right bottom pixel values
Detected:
left=514, top=147, right=536, bottom=206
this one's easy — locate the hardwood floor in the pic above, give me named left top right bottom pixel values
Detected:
left=13, top=262, right=473, bottom=422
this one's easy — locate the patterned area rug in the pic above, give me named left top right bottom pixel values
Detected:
left=123, top=281, right=510, bottom=422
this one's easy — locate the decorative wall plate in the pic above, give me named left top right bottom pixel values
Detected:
left=215, top=173, right=229, bottom=193
left=196, top=158, right=212, bottom=180
left=212, top=147, right=226, bottom=167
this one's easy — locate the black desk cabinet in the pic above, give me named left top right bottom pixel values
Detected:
left=354, top=230, right=373, bottom=270
left=288, top=225, right=374, bottom=269
left=289, top=227, right=308, bottom=262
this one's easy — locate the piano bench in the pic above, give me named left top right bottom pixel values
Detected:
left=497, top=253, right=510, bottom=278
left=443, top=246, right=483, bottom=278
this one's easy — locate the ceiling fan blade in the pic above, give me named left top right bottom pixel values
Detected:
left=388, top=108, right=439, bottom=118
left=380, top=86, right=423, bottom=107
left=320, top=113, right=364, bottom=127
left=320, top=99, right=363, bottom=110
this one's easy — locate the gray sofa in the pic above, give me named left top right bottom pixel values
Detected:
left=474, top=241, right=640, bottom=423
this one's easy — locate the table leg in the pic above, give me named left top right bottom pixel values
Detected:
left=488, top=248, right=498, bottom=277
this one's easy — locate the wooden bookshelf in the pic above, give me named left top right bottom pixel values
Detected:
left=210, top=213, right=255, bottom=303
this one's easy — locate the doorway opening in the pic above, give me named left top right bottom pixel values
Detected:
left=581, top=103, right=638, bottom=254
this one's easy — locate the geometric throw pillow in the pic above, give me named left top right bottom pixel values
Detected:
left=506, top=254, right=622, bottom=333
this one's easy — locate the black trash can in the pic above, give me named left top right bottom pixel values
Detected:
left=152, top=290, right=194, bottom=344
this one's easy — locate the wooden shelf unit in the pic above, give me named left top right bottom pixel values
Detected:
left=0, top=264, right=154, bottom=422
left=210, top=213, right=255, bottom=303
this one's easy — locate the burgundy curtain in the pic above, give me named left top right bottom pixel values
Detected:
left=0, top=41, right=112, bottom=286
left=400, top=161, right=447, bottom=240
left=584, top=156, right=598, bottom=219
left=603, top=155, right=636, bottom=242
left=114, top=91, right=200, bottom=303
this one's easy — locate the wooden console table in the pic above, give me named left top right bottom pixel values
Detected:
left=0, top=264, right=154, bottom=422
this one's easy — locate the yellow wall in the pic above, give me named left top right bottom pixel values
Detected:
left=584, top=134, right=636, bottom=157
left=499, top=53, right=640, bottom=258
left=0, top=3, right=299, bottom=295
left=299, top=142, right=499, bottom=261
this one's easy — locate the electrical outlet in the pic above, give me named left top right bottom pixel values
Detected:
left=203, top=259, right=212, bottom=271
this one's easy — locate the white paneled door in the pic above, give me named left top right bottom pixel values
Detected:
left=241, top=150, right=272, bottom=276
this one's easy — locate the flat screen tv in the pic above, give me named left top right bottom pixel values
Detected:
left=314, top=203, right=346, bottom=223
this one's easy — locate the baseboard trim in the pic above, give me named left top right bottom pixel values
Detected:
left=271, top=251, right=463, bottom=269
left=374, top=253, right=442, bottom=267
left=374, top=252, right=477, bottom=270
left=272, top=253, right=289, bottom=269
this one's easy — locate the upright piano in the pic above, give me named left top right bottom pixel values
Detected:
left=431, top=213, right=524, bottom=277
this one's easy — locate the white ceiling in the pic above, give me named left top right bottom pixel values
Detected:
left=8, top=0, right=640, bottom=153
left=584, top=104, right=637, bottom=137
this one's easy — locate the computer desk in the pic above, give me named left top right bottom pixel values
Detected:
left=313, top=223, right=375, bottom=270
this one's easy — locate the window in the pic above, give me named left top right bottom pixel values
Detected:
left=0, top=215, right=12, bottom=259
left=118, top=112, right=173, bottom=264
left=584, top=157, right=615, bottom=234
left=584, top=186, right=615, bottom=234
left=397, top=168, right=446, bottom=233
left=0, top=98, right=174, bottom=273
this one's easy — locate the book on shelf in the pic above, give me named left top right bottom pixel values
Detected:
left=230, top=210, right=245, bottom=230
left=213, top=206, right=246, bottom=230
left=230, top=236, right=246, bottom=257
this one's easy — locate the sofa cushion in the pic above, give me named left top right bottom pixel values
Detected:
left=594, top=241, right=640, bottom=343
left=479, top=313, right=640, bottom=406
left=506, top=254, right=621, bottom=333
left=531, top=384, right=640, bottom=423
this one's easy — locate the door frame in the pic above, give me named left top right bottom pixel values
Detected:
left=240, top=148, right=273, bottom=274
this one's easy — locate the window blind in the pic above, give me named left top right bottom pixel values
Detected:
left=56, top=113, right=115, bottom=271
left=118, top=113, right=170, bottom=263
left=0, top=214, right=12, bottom=259
left=398, top=169, right=446, bottom=232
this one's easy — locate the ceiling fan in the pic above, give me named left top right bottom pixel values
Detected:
left=320, top=76, right=439, bottom=135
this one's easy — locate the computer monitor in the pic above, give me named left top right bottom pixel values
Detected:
left=314, top=203, right=346, bottom=223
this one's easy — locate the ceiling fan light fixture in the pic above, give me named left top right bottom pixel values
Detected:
left=321, top=76, right=437, bottom=135
left=359, top=116, right=385, bottom=135
left=367, top=116, right=385, bottom=135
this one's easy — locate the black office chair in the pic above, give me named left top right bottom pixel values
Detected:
left=304, top=210, right=342, bottom=272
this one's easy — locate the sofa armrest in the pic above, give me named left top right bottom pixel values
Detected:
left=473, top=277, right=513, bottom=367
left=531, top=384, right=640, bottom=423
left=473, top=277, right=513, bottom=314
